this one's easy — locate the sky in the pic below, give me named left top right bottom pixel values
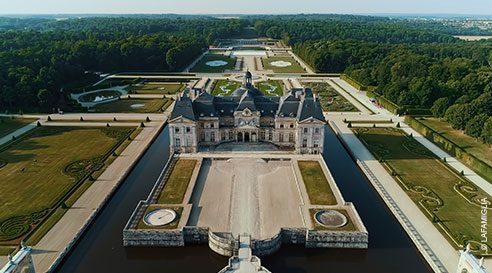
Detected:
left=2, top=0, right=492, bottom=15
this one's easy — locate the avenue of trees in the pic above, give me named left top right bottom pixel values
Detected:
left=252, top=15, right=492, bottom=144
left=0, top=17, right=243, bottom=112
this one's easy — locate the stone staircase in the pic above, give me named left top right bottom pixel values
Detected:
left=218, top=234, right=271, bottom=273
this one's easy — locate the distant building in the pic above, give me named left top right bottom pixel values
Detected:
left=169, top=72, right=326, bottom=154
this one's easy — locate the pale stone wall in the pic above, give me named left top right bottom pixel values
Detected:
left=169, top=120, right=198, bottom=153
left=296, top=122, right=324, bottom=154
left=208, top=232, right=238, bottom=256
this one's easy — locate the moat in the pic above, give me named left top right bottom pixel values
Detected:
left=53, top=125, right=432, bottom=273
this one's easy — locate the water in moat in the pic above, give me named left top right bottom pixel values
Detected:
left=54, top=126, right=432, bottom=273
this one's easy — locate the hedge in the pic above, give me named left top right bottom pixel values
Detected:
left=405, top=108, right=432, bottom=116
left=366, top=90, right=404, bottom=115
left=340, top=74, right=365, bottom=90
left=405, top=116, right=492, bottom=183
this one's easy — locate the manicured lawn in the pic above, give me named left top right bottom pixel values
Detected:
left=93, top=98, right=172, bottom=113
left=298, top=161, right=337, bottom=205
left=129, top=83, right=184, bottom=95
left=211, top=80, right=241, bottom=96
left=137, top=206, right=183, bottom=230
left=157, top=159, right=197, bottom=204
left=0, top=126, right=134, bottom=243
left=302, top=82, right=358, bottom=112
left=419, top=117, right=492, bottom=167
left=190, top=54, right=235, bottom=73
left=0, top=117, right=37, bottom=138
left=256, top=80, right=284, bottom=96
left=262, top=56, right=305, bottom=73
left=355, top=127, right=492, bottom=253
left=309, top=209, right=355, bottom=231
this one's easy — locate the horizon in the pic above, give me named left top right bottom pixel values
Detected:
left=1, top=12, right=492, bottom=19
left=2, top=0, right=492, bottom=17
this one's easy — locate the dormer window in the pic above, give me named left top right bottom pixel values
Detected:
left=243, top=108, right=252, bottom=117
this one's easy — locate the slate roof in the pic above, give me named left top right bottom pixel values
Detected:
left=170, top=72, right=326, bottom=123
left=170, top=95, right=196, bottom=121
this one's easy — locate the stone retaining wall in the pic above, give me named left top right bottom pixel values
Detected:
left=251, top=232, right=282, bottom=256
left=123, top=229, right=184, bottom=247
left=306, top=230, right=368, bottom=248
left=208, top=232, right=237, bottom=256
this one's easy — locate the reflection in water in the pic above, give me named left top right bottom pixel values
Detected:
left=55, top=125, right=431, bottom=273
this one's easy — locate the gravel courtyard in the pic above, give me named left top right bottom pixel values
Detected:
left=187, top=158, right=305, bottom=240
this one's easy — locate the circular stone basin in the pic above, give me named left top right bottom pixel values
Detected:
left=205, top=60, right=228, bottom=67
left=144, top=209, right=177, bottom=226
left=314, top=210, right=348, bottom=228
left=130, top=104, right=146, bottom=108
left=270, top=61, right=292, bottom=67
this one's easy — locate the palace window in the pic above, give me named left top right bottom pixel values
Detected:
left=175, top=127, right=180, bottom=133
left=314, top=139, right=319, bottom=148
left=260, top=131, right=265, bottom=140
left=268, top=131, right=273, bottom=141
left=211, top=123, right=215, bottom=128
left=314, top=127, right=319, bottom=134
left=290, top=123, right=294, bottom=128
left=211, top=132, right=216, bottom=142
left=175, top=138, right=181, bottom=147
left=229, top=131, right=233, bottom=139
left=186, top=127, right=191, bottom=133
left=200, top=132, right=205, bottom=141
left=303, top=128, right=308, bottom=134
left=289, top=133, right=294, bottom=142
left=279, top=133, right=284, bottom=142
left=280, top=124, right=284, bottom=128
left=221, top=131, right=225, bottom=140
left=302, top=138, right=307, bottom=148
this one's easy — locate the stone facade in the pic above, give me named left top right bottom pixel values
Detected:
left=169, top=72, right=326, bottom=154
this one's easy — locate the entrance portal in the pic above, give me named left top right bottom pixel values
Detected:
left=245, top=132, right=250, bottom=142
left=238, top=132, right=243, bottom=142
left=252, top=133, right=257, bottom=142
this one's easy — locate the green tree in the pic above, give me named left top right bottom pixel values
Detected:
left=470, top=92, right=492, bottom=116
left=431, top=97, right=451, bottom=118
left=37, top=89, right=54, bottom=109
left=482, top=117, right=492, bottom=144
left=445, top=103, right=476, bottom=130
left=465, top=114, right=489, bottom=138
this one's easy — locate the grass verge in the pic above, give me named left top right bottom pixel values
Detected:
left=157, top=159, right=197, bottom=204
left=298, top=161, right=337, bottom=205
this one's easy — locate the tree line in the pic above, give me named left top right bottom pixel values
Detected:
left=0, top=17, right=243, bottom=112
left=251, top=16, right=492, bottom=144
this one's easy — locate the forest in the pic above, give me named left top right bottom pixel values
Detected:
left=1, top=14, right=492, bottom=143
left=0, top=17, right=243, bottom=112
left=252, top=15, right=492, bottom=144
